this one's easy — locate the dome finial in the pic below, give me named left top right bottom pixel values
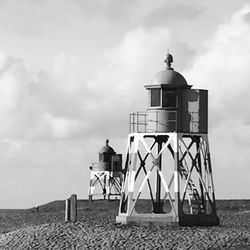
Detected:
left=164, top=51, right=173, bottom=70
left=106, top=139, right=109, bottom=146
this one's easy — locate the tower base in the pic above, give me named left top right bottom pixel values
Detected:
left=116, top=214, right=179, bottom=226
left=88, top=170, right=123, bottom=201
left=179, top=214, right=220, bottom=227
left=116, top=132, right=220, bottom=227
left=116, top=214, right=219, bottom=227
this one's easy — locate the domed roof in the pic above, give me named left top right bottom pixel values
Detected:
left=151, top=69, right=188, bottom=86
left=148, top=53, right=189, bottom=88
left=99, top=139, right=115, bottom=154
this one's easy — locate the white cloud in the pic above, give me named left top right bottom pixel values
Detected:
left=43, top=112, right=88, bottom=139
left=0, top=50, right=91, bottom=140
left=184, top=5, right=250, bottom=198
left=53, top=53, right=77, bottom=75
left=185, top=5, right=250, bottom=123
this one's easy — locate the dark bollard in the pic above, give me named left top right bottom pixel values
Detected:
left=65, top=198, right=71, bottom=222
left=70, top=194, right=77, bottom=223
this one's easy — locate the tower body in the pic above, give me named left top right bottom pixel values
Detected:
left=116, top=55, right=219, bottom=226
left=89, top=140, right=123, bottom=201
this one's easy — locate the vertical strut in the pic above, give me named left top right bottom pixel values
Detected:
left=154, top=139, right=162, bottom=213
left=196, top=136, right=205, bottom=214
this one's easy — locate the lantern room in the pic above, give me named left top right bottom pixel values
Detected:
left=91, top=140, right=122, bottom=172
left=130, top=54, right=208, bottom=134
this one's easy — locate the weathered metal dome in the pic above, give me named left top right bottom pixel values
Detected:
left=150, top=53, right=187, bottom=87
left=99, top=139, right=115, bottom=154
left=151, top=68, right=188, bottom=86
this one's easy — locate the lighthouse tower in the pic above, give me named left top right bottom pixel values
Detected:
left=88, top=140, right=123, bottom=201
left=116, top=54, right=219, bottom=226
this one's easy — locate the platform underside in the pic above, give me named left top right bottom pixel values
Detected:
left=116, top=214, right=219, bottom=227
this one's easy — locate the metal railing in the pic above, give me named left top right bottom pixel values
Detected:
left=129, top=111, right=200, bottom=133
left=129, top=110, right=177, bottom=133
left=129, top=112, right=147, bottom=133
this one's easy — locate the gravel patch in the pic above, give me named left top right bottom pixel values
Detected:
left=0, top=203, right=249, bottom=249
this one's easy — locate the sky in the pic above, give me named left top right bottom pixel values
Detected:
left=0, top=0, right=250, bottom=208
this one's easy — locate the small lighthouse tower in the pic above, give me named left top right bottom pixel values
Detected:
left=89, top=140, right=123, bottom=201
left=116, top=54, right=219, bottom=226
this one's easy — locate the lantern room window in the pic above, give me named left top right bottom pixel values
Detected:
left=99, top=154, right=103, bottom=161
left=103, top=153, right=110, bottom=162
left=162, top=90, right=177, bottom=108
left=150, top=89, right=161, bottom=107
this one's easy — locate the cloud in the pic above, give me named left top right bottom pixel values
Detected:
left=70, top=0, right=167, bottom=24
left=43, top=112, right=88, bottom=139
left=144, top=2, right=204, bottom=27
left=184, top=5, right=250, bottom=198
left=0, top=0, right=167, bottom=37
left=84, top=27, right=195, bottom=138
left=185, top=4, right=250, bottom=125
left=0, top=50, right=87, bottom=140
left=0, top=1, right=76, bottom=36
left=0, top=24, right=195, bottom=143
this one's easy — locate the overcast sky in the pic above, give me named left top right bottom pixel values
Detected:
left=0, top=0, right=250, bottom=208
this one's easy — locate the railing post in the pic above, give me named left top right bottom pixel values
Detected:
left=191, top=112, right=193, bottom=132
left=156, top=111, right=158, bottom=132
left=137, top=111, right=139, bottom=132
left=133, top=113, right=135, bottom=133
left=175, top=110, right=177, bottom=131
left=129, top=114, right=131, bottom=133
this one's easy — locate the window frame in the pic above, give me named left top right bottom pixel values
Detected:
left=149, top=88, right=161, bottom=108
left=162, top=90, right=178, bottom=108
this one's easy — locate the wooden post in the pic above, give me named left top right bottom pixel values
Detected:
left=70, top=194, right=77, bottom=223
left=65, top=198, right=70, bottom=222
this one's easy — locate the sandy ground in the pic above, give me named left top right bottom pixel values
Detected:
left=0, top=200, right=249, bottom=250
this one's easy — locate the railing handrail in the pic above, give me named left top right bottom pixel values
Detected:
left=129, top=110, right=199, bottom=133
left=129, top=110, right=178, bottom=133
